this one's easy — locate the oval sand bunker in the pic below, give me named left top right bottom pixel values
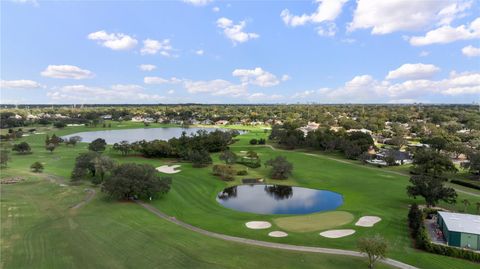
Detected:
left=245, top=221, right=272, bottom=229
left=319, top=229, right=355, bottom=238
left=268, top=231, right=288, bottom=237
left=355, top=216, right=381, bottom=227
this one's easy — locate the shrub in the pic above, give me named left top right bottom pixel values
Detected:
left=258, top=138, right=266, bottom=145
left=53, top=121, right=67, bottom=128
left=12, top=142, right=32, bottom=154
left=30, top=162, right=44, bottom=173
left=249, top=139, right=258, bottom=145
left=237, top=170, right=248, bottom=176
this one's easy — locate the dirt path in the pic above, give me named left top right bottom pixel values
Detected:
left=70, top=189, right=96, bottom=210
left=137, top=201, right=418, bottom=269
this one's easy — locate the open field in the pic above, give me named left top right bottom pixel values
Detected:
left=2, top=122, right=480, bottom=269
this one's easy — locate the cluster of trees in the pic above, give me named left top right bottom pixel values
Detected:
left=270, top=124, right=374, bottom=159
left=71, top=141, right=171, bottom=200
left=249, top=138, right=265, bottom=145
left=407, top=149, right=457, bottom=207
left=265, top=156, right=293, bottom=179
left=111, top=130, right=238, bottom=167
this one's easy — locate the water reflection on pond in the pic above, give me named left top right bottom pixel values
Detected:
left=216, top=184, right=343, bottom=215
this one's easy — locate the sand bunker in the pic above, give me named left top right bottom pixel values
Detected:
left=156, top=165, right=181, bottom=174
left=268, top=231, right=288, bottom=237
left=245, top=221, right=272, bottom=229
left=319, top=229, right=355, bottom=238
left=355, top=216, right=382, bottom=227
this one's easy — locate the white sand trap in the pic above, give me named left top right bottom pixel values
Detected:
left=156, top=165, right=181, bottom=174
left=245, top=221, right=272, bottom=229
left=268, top=231, right=288, bottom=237
left=34, top=132, right=46, bottom=135
left=355, top=216, right=382, bottom=227
left=240, top=151, right=247, bottom=154
left=320, top=229, right=356, bottom=238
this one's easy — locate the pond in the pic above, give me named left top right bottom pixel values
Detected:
left=216, top=184, right=343, bottom=215
left=62, top=127, right=244, bottom=144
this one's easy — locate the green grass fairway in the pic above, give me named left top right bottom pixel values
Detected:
left=274, top=211, right=354, bottom=233
left=1, top=176, right=393, bottom=269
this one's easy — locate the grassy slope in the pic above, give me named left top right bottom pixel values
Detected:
left=1, top=176, right=390, bottom=269
left=1, top=122, right=479, bottom=269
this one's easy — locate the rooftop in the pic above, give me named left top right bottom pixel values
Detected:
left=438, top=211, right=480, bottom=235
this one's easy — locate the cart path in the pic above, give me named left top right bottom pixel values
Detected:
left=70, top=189, right=96, bottom=210
left=137, top=201, right=418, bottom=269
left=256, top=144, right=480, bottom=198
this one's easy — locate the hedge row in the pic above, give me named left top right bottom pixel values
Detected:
left=450, top=179, right=480, bottom=191
left=408, top=204, right=480, bottom=263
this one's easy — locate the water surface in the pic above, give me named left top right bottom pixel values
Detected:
left=216, top=184, right=343, bottom=215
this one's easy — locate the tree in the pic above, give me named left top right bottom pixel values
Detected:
left=89, top=138, right=107, bottom=152
left=30, top=161, right=44, bottom=173
left=45, top=143, right=56, bottom=153
left=411, top=149, right=456, bottom=177
left=265, top=156, right=293, bottom=179
left=476, top=202, right=480, bottom=214
left=188, top=150, right=212, bottom=168
left=65, top=136, right=82, bottom=147
left=407, top=174, right=457, bottom=207
left=462, top=151, right=480, bottom=179
left=462, top=199, right=470, bottom=212
left=0, top=150, right=10, bottom=168
left=93, top=156, right=115, bottom=184
left=219, top=149, right=237, bottom=164
left=12, top=142, right=32, bottom=154
left=45, top=134, right=50, bottom=146
left=102, top=163, right=171, bottom=200
left=71, top=152, right=100, bottom=180
left=249, top=138, right=258, bottom=145
left=358, top=235, right=388, bottom=269
left=49, top=134, right=64, bottom=145
left=212, top=164, right=236, bottom=181
left=53, top=121, right=66, bottom=128
left=112, top=140, right=132, bottom=156
left=421, top=136, right=449, bottom=152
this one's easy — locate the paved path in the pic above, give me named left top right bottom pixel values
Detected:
left=137, top=201, right=418, bottom=269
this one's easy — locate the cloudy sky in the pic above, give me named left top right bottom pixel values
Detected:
left=1, top=0, right=479, bottom=104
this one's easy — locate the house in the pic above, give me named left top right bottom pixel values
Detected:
left=215, top=120, right=229, bottom=125
left=346, top=128, right=372, bottom=135
left=298, top=122, right=320, bottom=137
left=102, top=115, right=112, bottom=120
left=131, top=116, right=144, bottom=122
left=374, top=149, right=412, bottom=165
left=437, top=211, right=480, bottom=250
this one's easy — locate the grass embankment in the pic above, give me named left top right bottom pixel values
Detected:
left=1, top=122, right=480, bottom=269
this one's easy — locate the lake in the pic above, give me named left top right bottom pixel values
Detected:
left=216, top=184, right=343, bottom=215
left=62, top=127, right=243, bottom=144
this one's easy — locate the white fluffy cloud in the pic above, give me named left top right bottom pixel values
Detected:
left=409, top=17, right=480, bottom=46
left=41, top=65, right=94, bottom=79
left=281, top=0, right=347, bottom=27
left=386, top=63, right=440, bottom=80
left=141, top=39, right=174, bottom=56
left=349, top=0, right=471, bottom=34
left=216, top=17, right=259, bottom=44
left=47, top=84, right=165, bottom=103
left=1, top=79, right=43, bottom=89
left=462, top=45, right=480, bottom=57
left=195, top=49, right=204, bottom=55
left=139, top=64, right=157, bottom=71
left=212, top=6, right=220, bottom=12
left=184, top=79, right=247, bottom=96
left=232, top=67, right=280, bottom=87
left=144, top=76, right=182, bottom=84
left=291, top=71, right=480, bottom=102
left=183, top=0, right=212, bottom=6
left=87, top=30, right=138, bottom=50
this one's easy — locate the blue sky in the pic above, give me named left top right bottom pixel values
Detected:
left=1, top=0, right=479, bottom=104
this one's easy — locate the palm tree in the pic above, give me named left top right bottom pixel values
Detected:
left=462, top=199, right=470, bottom=212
